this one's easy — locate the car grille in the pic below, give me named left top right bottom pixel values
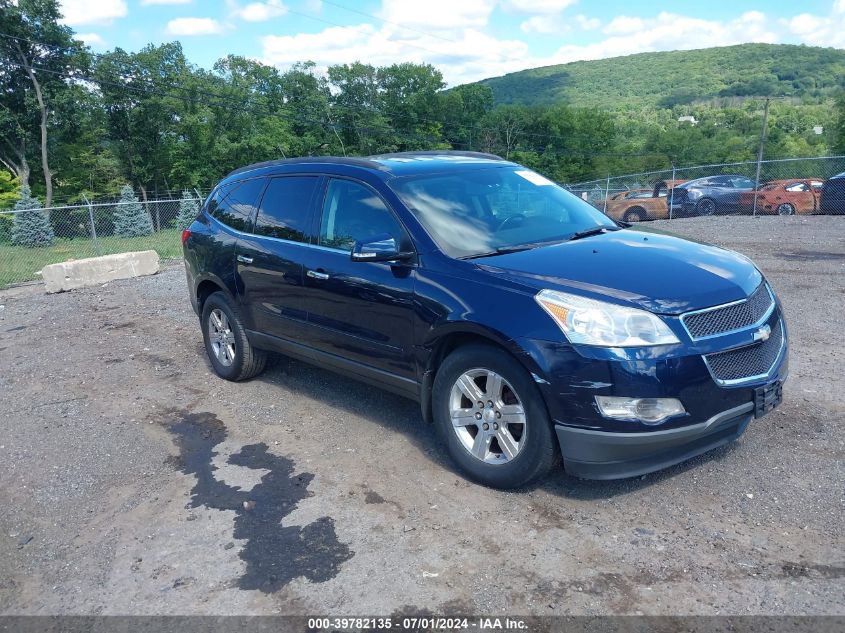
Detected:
left=682, top=283, right=774, bottom=340
left=703, top=320, right=784, bottom=385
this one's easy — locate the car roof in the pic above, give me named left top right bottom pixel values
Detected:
left=222, top=151, right=511, bottom=183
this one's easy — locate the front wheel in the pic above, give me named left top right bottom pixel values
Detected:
left=432, top=344, right=558, bottom=488
left=201, top=291, right=267, bottom=381
left=777, top=203, right=796, bottom=216
left=695, top=197, right=717, bottom=216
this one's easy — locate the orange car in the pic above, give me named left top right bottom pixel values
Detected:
left=603, top=180, right=687, bottom=222
left=738, top=179, right=825, bottom=215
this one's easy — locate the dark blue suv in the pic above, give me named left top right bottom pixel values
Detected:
left=182, top=152, right=788, bottom=488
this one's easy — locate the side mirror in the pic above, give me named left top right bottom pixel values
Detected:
left=351, top=234, right=413, bottom=263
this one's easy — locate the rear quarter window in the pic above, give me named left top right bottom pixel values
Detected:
left=207, top=178, right=266, bottom=232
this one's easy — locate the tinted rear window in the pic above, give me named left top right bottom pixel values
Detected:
left=207, top=178, right=266, bottom=232
left=254, top=176, right=320, bottom=242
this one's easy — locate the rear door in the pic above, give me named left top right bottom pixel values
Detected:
left=236, top=175, right=322, bottom=342
left=298, top=177, right=417, bottom=381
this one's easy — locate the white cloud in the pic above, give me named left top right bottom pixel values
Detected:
left=602, top=16, right=644, bottom=35
left=231, top=0, right=287, bottom=22
left=165, top=17, right=224, bottom=35
left=59, top=0, right=127, bottom=26
left=520, top=16, right=565, bottom=34
left=785, top=1, right=845, bottom=47
left=505, top=0, right=577, bottom=13
left=550, top=11, right=777, bottom=65
left=378, top=0, right=495, bottom=30
left=141, top=0, right=192, bottom=5
left=575, top=14, right=600, bottom=30
left=75, top=32, right=105, bottom=47
left=261, top=22, right=533, bottom=86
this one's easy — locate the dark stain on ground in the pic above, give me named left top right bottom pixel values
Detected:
left=5, top=325, right=26, bottom=332
left=777, top=250, right=845, bottom=261
left=361, top=484, right=403, bottom=513
left=364, top=490, right=386, bottom=504
left=166, top=410, right=353, bottom=593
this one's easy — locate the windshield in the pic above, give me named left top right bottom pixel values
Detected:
left=389, top=166, right=617, bottom=259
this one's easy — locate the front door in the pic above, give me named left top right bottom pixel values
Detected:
left=299, top=177, right=417, bottom=381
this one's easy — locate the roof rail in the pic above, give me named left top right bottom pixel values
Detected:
left=225, top=155, right=384, bottom=178
left=369, top=150, right=505, bottom=161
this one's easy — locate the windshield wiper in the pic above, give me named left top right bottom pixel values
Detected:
left=567, top=226, right=621, bottom=242
left=460, top=244, right=536, bottom=260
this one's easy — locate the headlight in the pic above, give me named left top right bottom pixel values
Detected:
left=535, top=289, right=680, bottom=347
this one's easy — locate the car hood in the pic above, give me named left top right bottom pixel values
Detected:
left=475, top=229, right=762, bottom=315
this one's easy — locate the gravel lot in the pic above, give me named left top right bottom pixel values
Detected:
left=0, top=216, right=843, bottom=616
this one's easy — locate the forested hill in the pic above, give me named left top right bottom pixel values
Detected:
left=476, top=44, right=845, bottom=108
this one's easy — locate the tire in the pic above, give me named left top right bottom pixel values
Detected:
left=623, top=207, right=646, bottom=222
left=777, top=203, right=796, bottom=216
left=432, top=344, right=558, bottom=489
left=201, top=291, right=267, bottom=381
left=695, top=197, right=717, bottom=216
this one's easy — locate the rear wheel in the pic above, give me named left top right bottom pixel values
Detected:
left=695, top=197, right=717, bottom=216
left=777, top=203, right=796, bottom=216
left=432, top=344, right=558, bottom=489
left=623, top=207, right=646, bottom=222
left=201, top=291, right=267, bottom=381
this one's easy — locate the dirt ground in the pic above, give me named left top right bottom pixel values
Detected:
left=0, top=216, right=843, bottom=616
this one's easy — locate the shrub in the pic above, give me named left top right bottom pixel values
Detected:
left=113, top=185, right=153, bottom=237
left=0, top=213, right=12, bottom=243
left=175, top=190, right=200, bottom=230
left=11, top=185, right=55, bottom=247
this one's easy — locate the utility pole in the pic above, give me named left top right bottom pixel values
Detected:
left=752, top=98, right=770, bottom=218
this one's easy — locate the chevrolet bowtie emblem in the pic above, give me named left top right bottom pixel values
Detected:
left=753, top=324, right=772, bottom=343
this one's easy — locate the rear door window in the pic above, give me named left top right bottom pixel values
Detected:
left=207, top=178, right=266, bottom=232
left=254, top=176, right=320, bottom=242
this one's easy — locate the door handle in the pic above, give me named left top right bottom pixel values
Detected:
left=307, top=269, right=330, bottom=280
left=237, top=255, right=253, bottom=265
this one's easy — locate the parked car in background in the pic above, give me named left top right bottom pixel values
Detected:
left=668, top=175, right=757, bottom=216
left=603, top=180, right=686, bottom=222
left=182, top=152, right=787, bottom=488
left=819, top=172, right=845, bottom=214
left=738, top=179, right=825, bottom=215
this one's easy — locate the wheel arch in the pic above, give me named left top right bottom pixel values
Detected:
left=195, top=274, right=237, bottom=316
left=623, top=205, right=647, bottom=220
left=418, top=323, right=547, bottom=424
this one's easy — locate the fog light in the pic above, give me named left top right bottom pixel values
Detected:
left=595, top=396, right=686, bottom=425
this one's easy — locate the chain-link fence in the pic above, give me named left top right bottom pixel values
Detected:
left=566, top=156, right=845, bottom=223
left=3, top=155, right=845, bottom=289
left=0, top=190, right=206, bottom=288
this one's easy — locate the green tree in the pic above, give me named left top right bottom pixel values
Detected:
left=378, top=63, right=446, bottom=150
left=175, top=190, right=200, bottom=230
left=0, top=170, right=20, bottom=208
left=113, top=185, right=153, bottom=237
left=0, top=0, right=88, bottom=205
left=11, top=184, right=54, bottom=247
left=834, top=92, right=845, bottom=154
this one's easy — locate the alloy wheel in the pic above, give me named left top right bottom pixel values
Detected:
left=697, top=198, right=716, bottom=216
left=777, top=203, right=795, bottom=216
left=207, top=308, right=236, bottom=367
left=449, top=368, right=526, bottom=464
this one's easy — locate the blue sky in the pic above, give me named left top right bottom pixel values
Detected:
left=60, top=0, right=845, bottom=85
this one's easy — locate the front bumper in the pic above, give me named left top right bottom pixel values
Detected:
left=515, top=302, right=788, bottom=480
left=555, top=402, right=754, bottom=479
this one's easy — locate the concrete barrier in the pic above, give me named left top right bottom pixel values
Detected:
left=41, top=250, right=160, bottom=293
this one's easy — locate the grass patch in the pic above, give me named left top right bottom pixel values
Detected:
left=0, top=229, right=183, bottom=288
